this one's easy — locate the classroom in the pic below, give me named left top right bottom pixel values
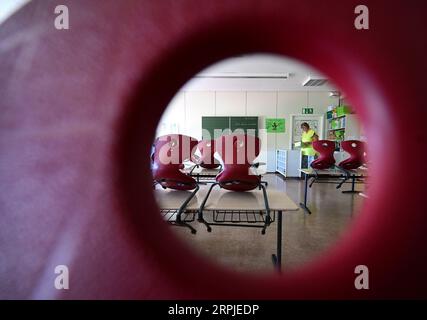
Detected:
left=153, top=54, right=367, bottom=272
left=3, top=0, right=425, bottom=302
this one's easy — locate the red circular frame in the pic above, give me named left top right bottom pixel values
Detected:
left=116, top=5, right=427, bottom=299
left=1, top=0, right=426, bottom=299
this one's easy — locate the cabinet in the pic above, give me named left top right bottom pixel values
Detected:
left=276, top=149, right=302, bottom=178
left=276, top=150, right=287, bottom=176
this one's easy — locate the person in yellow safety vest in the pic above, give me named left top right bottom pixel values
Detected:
left=300, top=122, right=319, bottom=168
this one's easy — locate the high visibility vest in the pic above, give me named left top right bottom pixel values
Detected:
left=301, top=129, right=316, bottom=156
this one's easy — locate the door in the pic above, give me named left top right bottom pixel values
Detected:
left=289, top=114, right=324, bottom=150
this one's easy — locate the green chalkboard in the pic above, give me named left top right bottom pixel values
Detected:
left=230, top=117, right=258, bottom=137
left=202, top=117, right=229, bottom=140
left=202, top=116, right=258, bottom=139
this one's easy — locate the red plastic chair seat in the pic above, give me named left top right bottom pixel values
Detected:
left=195, top=140, right=221, bottom=169
left=216, top=164, right=260, bottom=191
left=214, top=134, right=261, bottom=191
left=338, top=140, right=365, bottom=170
left=152, top=134, right=198, bottom=190
left=310, top=140, right=336, bottom=170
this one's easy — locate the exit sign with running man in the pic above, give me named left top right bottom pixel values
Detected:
left=302, top=107, right=314, bottom=114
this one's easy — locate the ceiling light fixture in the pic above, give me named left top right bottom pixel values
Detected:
left=302, top=76, right=328, bottom=86
left=195, top=72, right=290, bottom=79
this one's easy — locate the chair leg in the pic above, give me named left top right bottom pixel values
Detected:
left=176, top=184, right=199, bottom=234
left=309, top=177, right=317, bottom=188
left=309, top=169, right=319, bottom=188
left=189, top=164, right=199, bottom=175
left=336, top=177, right=348, bottom=189
left=336, top=167, right=351, bottom=189
left=197, top=182, right=218, bottom=232
left=260, top=183, right=271, bottom=235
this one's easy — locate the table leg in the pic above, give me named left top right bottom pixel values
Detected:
left=272, top=211, right=282, bottom=272
left=299, top=173, right=312, bottom=214
left=342, top=175, right=359, bottom=194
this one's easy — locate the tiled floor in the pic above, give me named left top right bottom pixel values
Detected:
left=166, top=173, right=365, bottom=273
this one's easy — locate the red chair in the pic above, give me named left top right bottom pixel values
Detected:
left=338, top=140, right=365, bottom=170
left=215, top=134, right=261, bottom=191
left=307, top=140, right=337, bottom=188
left=198, top=134, right=271, bottom=233
left=152, top=134, right=199, bottom=233
left=310, top=140, right=336, bottom=170
left=336, top=140, right=366, bottom=190
left=194, top=139, right=221, bottom=169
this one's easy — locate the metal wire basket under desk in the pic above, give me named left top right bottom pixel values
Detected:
left=161, top=209, right=196, bottom=223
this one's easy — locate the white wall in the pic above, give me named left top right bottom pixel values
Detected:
left=246, top=92, right=277, bottom=171
left=0, top=0, right=30, bottom=25
left=215, top=92, right=246, bottom=115
left=157, top=90, right=340, bottom=172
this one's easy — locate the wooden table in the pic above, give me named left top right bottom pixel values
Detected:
left=299, top=167, right=368, bottom=214
left=154, top=187, right=298, bottom=272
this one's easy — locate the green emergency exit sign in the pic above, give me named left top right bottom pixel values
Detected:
left=302, top=107, right=314, bottom=114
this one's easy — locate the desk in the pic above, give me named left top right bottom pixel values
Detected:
left=185, top=165, right=267, bottom=183
left=154, top=187, right=202, bottom=233
left=155, top=187, right=298, bottom=271
left=299, top=167, right=368, bottom=214
left=197, top=188, right=298, bottom=271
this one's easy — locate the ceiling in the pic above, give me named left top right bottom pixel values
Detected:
left=182, top=54, right=338, bottom=92
left=0, top=4, right=337, bottom=94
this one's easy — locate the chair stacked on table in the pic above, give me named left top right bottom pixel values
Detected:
left=309, top=139, right=366, bottom=188
left=339, top=140, right=366, bottom=170
left=335, top=140, right=366, bottom=188
left=197, top=134, right=271, bottom=234
left=151, top=133, right=268, bottom=234
left=193, top=139, right=221, bottom=169
left=152, top=134, right=200, bottom=233
left=311, top=140, right=337, bottom=170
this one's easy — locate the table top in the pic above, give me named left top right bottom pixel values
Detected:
left=154, top=189, right=202, bottom=210
left=201, top=188, right=298, bottom=211
left=154, top=186, right=299, bottom=212
left=184, top=165, right=267, bottom=176
left=188, top=166, right=221, bottom=176
left=299, top=167, right=368, bottom=176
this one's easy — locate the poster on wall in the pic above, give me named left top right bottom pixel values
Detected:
left=266, top=118, right=285, bottom=133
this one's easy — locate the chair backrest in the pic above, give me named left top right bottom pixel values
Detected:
left=310, top=140, right=336, bottom=170
left=215, top=134, right=260, bottom=166
left=195, top=140, right=221, bottom=169
left=152, top=134, right=198, bottom=190
left=152, top=134, right=198, bottom=166
left=215, top=134, right=261, bottom=191
left=338, top=140, right=365, bottom=170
